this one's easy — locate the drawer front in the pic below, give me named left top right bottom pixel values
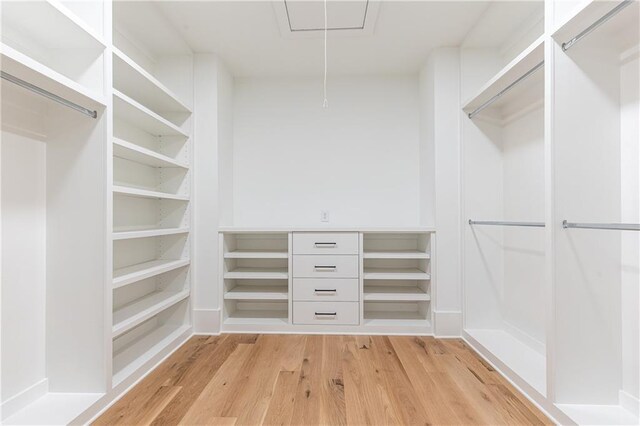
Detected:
left=293, top=301, right=359, bottom=325
left=293, top=255, right=359, bottom=278
left=293, top=279, right=359, bottom=302
left=293, top=232, right=359, bottom=255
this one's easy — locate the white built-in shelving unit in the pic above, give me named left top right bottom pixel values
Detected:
left=220, top=229, right=435, bottom=334
left=110, top=1, right=194, bottom=393
left=1, top=1, right=108, bottom=424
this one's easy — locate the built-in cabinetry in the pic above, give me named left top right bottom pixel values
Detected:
left=220, top=229, right=435, bottom=334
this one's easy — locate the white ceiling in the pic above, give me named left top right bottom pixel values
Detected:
left=156, top=1, right=493, bottom=77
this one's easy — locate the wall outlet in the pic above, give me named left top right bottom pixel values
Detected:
left=321, top=210, right=330, bottom=222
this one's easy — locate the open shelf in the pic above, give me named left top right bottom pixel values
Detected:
left=224, top=250, right=288, bottom=259
left=363, top=285, right=430, bottom=301
left=113, top=47, right=191, bottom=117
left=363, top=268, right=430, bottom=280
left=113, top=185, right=189, bottom=201
left=224, top=285, right=288, bottom=300
left=113, top=137, right=188, bottom=169
left=2, top=392, right=104, bottom=426
left=224, top=310, right=289, bottom=325
left=223, top=267, right=288, bottom=280
left=462, top=35, right=544, bottom=123
left=363, top=310, right=431, bottom=327
left=112, top=227, right=189, bottom=241
left=113, top=259, right=190, bottom=289
left=1, top=44, right=106, bottom=110
left=464, top=328, right=546, bottom=396
left=363, top=250, right=430, bottom=259
left=112, top=322, right=191, bottom=386
left=112, top=290, right=190, bottom=338
left=113, top=90, right=188, bottom=138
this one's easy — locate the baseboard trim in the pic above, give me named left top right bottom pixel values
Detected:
left=620, top=390, right=640, bottom=417
left=193, top=308, right=221, bottom=335
left=1, top=378, right=48, bottom=421
left=434, top=310, right=462, bottom=337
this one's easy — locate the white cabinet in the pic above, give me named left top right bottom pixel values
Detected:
left=220, top=229, right=434, bottom=334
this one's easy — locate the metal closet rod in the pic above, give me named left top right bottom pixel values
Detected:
left=468, top=220, right=545, bottom=228
left=562, top=220, right=640, bottom=231
left=562, top=0, right=633, bottom=51
left=1, top=71, right=97, bottom=119
left=467, top=61, right=544, bottom=119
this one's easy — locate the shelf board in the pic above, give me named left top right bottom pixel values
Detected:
left=464, top=328, right=546, bottom=396
left=462, top=35, right=544, bottom=118
left=224, top=285, right=288, bottom=300
left=363, top=311, right=431, bottom=327
left=113, top=90, right=188, bottom=138
left=224, top=250, right=289, bottom=259
left=364, top=286, right=431, bottom=301
left=363, top=268, right=431, bottom=280
left=2, top=0, right=105, bottom=51
left=225, top=310, right=289, bottom=325
left=113, top=185, right=189, bottom=201
left=224, top=267, right=289, bottom=280
left=363, top=250, right=430, bottom=259
left=1, top=44, right=106, bottom=110
left=113, top=47, right=191, bottom=116
left=2, top=392, right=104, bottom=426
left=113, top=323, right=191, bottom=386
left=112, top=227, right=189, bottom=241
left=113, top=259, right=190, bottom=289
left=113, top=137, right=188, bottom=169
left=112, top=290, right=190, bottom=338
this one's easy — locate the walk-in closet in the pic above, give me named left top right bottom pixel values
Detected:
left=1, top=0, right=638, bottom=425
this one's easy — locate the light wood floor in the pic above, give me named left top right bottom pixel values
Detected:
left=96, top=334, right=551, bottom=425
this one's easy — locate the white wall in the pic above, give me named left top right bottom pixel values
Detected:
left=1, top=132, right=47, bottom=402
left=420, top=48, right=463, bottom=336
left=193, top=54, right=234, bottom=333
left=232, top=76, right=421, bottom=227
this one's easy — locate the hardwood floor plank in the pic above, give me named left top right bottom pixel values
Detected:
left=95, top=335, right=551, bottom=426
left=262, top=370, right=299, bottom=426
left=150, top=334, right=259, bottom=425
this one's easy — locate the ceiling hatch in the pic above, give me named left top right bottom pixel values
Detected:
left=273, top=0, right=381, bottom=38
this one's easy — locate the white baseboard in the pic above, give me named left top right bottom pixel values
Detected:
left=434, top=310, right=462, bottom=337
left=620, top=390, right=640, bottom=417
left=193, top=308, right=221, bottom=335
left=1, top=378, right=48, bottom=421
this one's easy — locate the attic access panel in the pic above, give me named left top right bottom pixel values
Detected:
left=273, top=0, right=381, bottom=37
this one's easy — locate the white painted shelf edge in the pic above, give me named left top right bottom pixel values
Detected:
left=224, top=250, right=289, bottom=259
left=461, top=35, right=545, bottom=113
left=112, top=47, right=192, bottom=114
left=112, top=290, right=190, bottom=338
left=363, top=250, right=430, bottom=259
left=224, top=285, right=289, bottom=300
left=112, top=227, right=190, bottom=240
left=363, top=311, right=431, bottom=327
left=46, top=0, right=107, bottom=47
left=224, top=267, right=289, bottom=280
left=363, top=286, right=431, bottom=301
left=112, top=323, right=191, bottom=386
left=225, top=310, right=289, bottom=325
left=113, top=185, right=190, bottom=201
left=113, top=89, right=188, bottom=138
left=363, top=268, right=431, bottom=280
left=1, top=44, right=107, bottom=108
left=113, top=137, right=189, bottom=169
left=219, top=227, right=436, bottom=233
left=113, top=259, right=191, bottom=289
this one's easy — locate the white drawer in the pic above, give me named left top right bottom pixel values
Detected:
left=293, top=301, right=359, bottom=325
left=293, top=232, right=359, bottom=255
left=293, top=255, right=359, bottom=278
left=293, top=279, right=359, bottom=302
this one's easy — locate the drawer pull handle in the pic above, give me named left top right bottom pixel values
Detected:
left=314, top=265, right=336, bottom=270
left=314, top=242, right=337, bottom=248
left=315, top=289, right=337, bottom=294
left=315, top=312, right=337, bottom=316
